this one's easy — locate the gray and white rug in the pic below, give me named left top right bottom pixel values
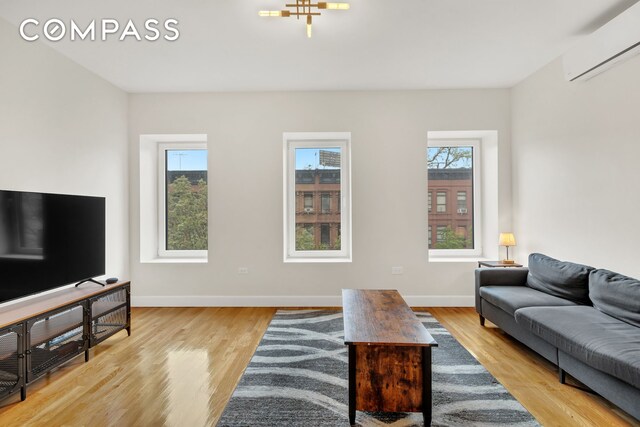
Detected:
left=218, top=310, right=538, bottom=426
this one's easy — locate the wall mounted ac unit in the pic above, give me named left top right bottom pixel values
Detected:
left=304, top=207, right=314, bottom=213
left=563, top=2, right=640, bottom=82
left=457, top=208, right=468, bottom=214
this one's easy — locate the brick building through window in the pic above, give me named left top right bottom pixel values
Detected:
left=295, top=169, right=341, bottom=249
left=428, top=168, right=473, bottom=249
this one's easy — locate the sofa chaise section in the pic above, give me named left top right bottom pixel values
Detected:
left=514, top=273, right=640, bottom=420
left=515, top=306, right=640, bottom=389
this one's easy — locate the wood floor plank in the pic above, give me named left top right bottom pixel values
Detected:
left=0, top=306, right=636, bottom=426
left=0, top=307, right=276, bottom=427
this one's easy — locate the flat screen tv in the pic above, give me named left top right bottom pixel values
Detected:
left=0, top=190, right=105, bottom=304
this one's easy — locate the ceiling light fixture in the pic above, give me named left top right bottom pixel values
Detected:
left=258, top=1, right=350, bottom=38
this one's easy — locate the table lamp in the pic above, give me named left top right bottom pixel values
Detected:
left=499, top=232, right=516, bottom=264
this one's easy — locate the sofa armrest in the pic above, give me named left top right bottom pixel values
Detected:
left=475, top=267, right=529, bottom=314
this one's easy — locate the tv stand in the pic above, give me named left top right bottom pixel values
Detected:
left=74, top=278, right=105, bottom=287
left=0, top=281, right=130, bottom=403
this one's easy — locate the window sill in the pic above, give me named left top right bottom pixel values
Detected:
left=141, top=257, right=208, bottom=264
left=428, top=257, right=490, bottom=263
left=284, top=257, right=352, bottom=263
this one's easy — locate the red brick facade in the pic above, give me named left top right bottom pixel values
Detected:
left=428, top=168, right=473, bottom=248
left=295, top=169, right=341, bottom=248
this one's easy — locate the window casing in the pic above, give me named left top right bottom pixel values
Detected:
left=283, top=132, right=351, bottom=262
left=139, top=134, right=208, bottom=263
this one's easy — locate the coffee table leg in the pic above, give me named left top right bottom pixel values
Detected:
left=349, top=344, right=356, bottom=425
left=422, top=346, right=432, bottom=426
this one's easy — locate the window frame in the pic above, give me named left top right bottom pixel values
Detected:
left=457, top=191, right=467, bottom=211
left=428, top=138, right=482, bottom=258
left=283, top=132, right=352, bottom=262
left=303, top=192, right=314, bottom=210
left=436, top=191, right=447, bottom=213
left=157, top=141, right=208, bottom=259
left=321, top=193, right=331, bottom=214
left=139, top=134, right=209, bottom=263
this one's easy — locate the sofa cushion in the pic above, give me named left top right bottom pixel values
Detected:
left=590, top=269, right=640, bottom=328
left=480, top=286, right=577, bottom=316
left=515, top=306, right=640, bottom=389
left=526, top=253, right=594, bottom=305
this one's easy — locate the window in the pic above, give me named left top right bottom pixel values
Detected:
left=284, top=132, right=351, bottom=262
left=303, top=193, right=314, bottom=211
left=457, top=191, right=467, bottom=212
left=321, top=193, right=331, bottom=214
left=320, top=224, right=331, bottom=246
left=428, top=137, right=481, bottom=257
left=159, top=144, right=208, bottom=257
left=139, top=134, right=208, bottom=263
left=428, top=192, right=432, bottom=212
left=428, top=225, right=432, bottom=248
left=436, top=192, right=447, bottom=213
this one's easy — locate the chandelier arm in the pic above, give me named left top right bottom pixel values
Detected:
left=259, top=0, right=349, bottom=36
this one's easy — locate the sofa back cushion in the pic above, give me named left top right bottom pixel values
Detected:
left=590, top=269, right=640, bottom=327
left=526, top=253, right=594, bottom=304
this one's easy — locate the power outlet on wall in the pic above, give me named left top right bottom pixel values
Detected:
left=238, top=267, right=249, bottom=274
left=391, top=266, right=404, bottom=275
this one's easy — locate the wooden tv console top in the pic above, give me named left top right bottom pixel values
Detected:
left=0, top=281, right=130, bottom=329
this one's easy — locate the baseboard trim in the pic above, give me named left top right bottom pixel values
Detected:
left=131, top=295, right=474, bottom=307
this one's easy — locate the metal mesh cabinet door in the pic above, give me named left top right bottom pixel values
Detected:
left=26, top=303, right=86, bottom=383
left=0, top=323, right=24, bottom=401
left=89, top=286, right=130, bottom=347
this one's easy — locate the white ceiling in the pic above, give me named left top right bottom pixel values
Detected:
left=0, top=0, right=637, bottom=92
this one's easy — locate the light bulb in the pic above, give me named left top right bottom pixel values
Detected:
left=322, top=2, right=350, bottom=10
left=306, top=15, right=312, bottom=38
left=258, top=10, right=282, bottom=17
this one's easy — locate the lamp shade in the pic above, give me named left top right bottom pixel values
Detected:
left=498, top=232, right=516, bottom=247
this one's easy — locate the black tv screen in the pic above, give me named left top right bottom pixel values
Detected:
left=0, top=190, right=105, bottom=304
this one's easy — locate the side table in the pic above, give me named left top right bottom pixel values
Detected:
left=477, top=261, right=523, bottom=268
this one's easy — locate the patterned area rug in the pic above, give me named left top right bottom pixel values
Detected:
left=218, top=310, right=538, bottom=426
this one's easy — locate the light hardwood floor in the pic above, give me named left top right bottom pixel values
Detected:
left=0, top=307, right=637, bottom=426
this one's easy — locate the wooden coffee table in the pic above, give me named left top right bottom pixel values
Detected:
left=342, top=289, right=438, bottom=426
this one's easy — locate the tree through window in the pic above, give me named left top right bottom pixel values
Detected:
left=164, top=148, right=208, bottom=253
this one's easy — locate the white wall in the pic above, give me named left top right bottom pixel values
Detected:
left=129, top=90, right=512, bottom=306
left=0, top=18, right=129, bottom=291
left=511, top=55, right=640, bottom=278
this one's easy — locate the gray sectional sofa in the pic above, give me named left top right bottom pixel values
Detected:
left=475, top=253, right=640, bottom=420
